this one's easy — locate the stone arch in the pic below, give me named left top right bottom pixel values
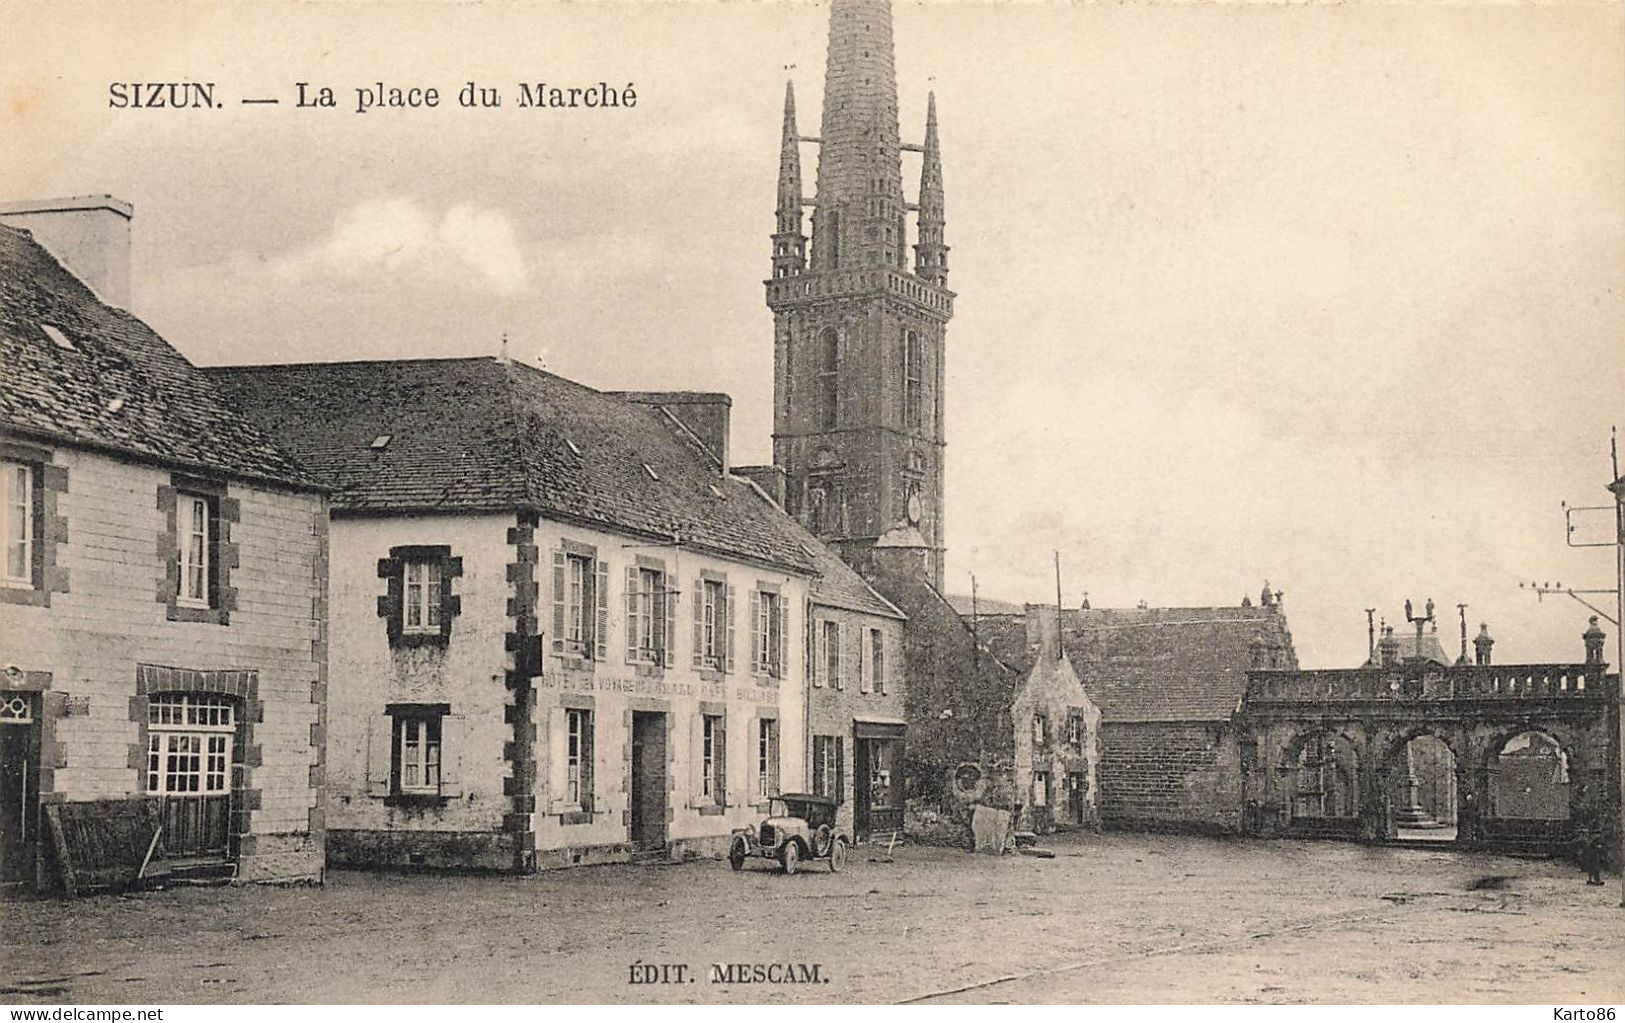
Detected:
left=1482, top=726, right=1575, bottom=821
left=1280, top=727, right=1362, bottom=821
left=1379, top=725, right=1465, bottom=838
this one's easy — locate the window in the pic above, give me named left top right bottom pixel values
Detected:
left=820, top=619, right=843, bottom=690
left=1067, top=712, right=1084, bottom=751
left=702, top=714, right=725, bottom=805
left=626, top=565, right=671, bottom=665
left=145, top=693, right=235, bottom=797
left=694, top=577, right=732, bottom=671
left=758, top=719, right=779, bottom=799
left=872, top=629, right=887, bottom=695
left=904, top=330, right=922, bottom=429
left=398, top=716, right=441, bottom=793
left=403, top=559, right=443, bottom=634
left=862, top=627, right=886, bottom=695
left=1032, top=770, right=1050, bottom=808
left=1033, top=714, right=1048, bottom=747
left=567, top=708, right=594, bottom=810
left=552, top=545, right=608, bottom=660
left=812, top=735, right=844, bottom=803
left=177, top=492, right=212, bottom=607
left=3, top=460, right=32, bottom=587
left=817, top=327, right=839, bottom=430
left=752, top=589, right=786, bottom=678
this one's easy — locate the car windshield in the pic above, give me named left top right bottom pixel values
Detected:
left=769, top=797, right=791, bottom=817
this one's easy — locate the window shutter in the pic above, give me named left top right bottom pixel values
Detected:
left=746, top=714, right=758, bottom=803
left=547, top=706, right=567, bottom=814
left=724, top=584, right=737, bottom=673
left=835, top=623, right=847, bottom=690
left=625, top=566, right=640, bottom=663
left=879, top=633, right=890, bottom=696
left=809, top=605, right=820, bottom=688
left=663, top=581, right=678, bottom=667
left=439, top=714, right=464, bottom=797
left=366, top=714, right=393, bottom=796
left=690, top=714, right=705, bottom=804
left=581, top=713, right=595, bottom=813
left=777, top=599, right=789, bottom=679
left=594, top=559, right=609, bottom=661
left=716, top=716, right=728, bottom=806
left=748, top=589, right=762, bottom=676
left=835, top=736, right=845, bottom=806
left=691, top=577, right=704, bottom=668
left=551, top=550, right=566, bottom=654
left=859, top=626, right=872, bottom=694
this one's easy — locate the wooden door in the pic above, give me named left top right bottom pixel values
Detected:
left=630, top=712, right=667, bottom=851
left=0, top=693, right=39, bottom=883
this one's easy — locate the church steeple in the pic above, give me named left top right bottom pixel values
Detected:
left=772, top=81, right=807, bottom=280
left=766, top=0, right=955, bottom=589
left=914, top=91, right=948, bottom=286
left=810, top=0, right=907, bottom=271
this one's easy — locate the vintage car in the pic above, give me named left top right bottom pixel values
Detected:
left=728, top=792, right=849, bottom=874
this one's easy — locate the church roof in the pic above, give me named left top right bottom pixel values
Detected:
left=206, top=357, right=818, bottom=574
left=974, top=604, right=1298, bottom=723
left=1366, top=630, right=1456, bottom=667
left=0, top=223, right=319, bottom=490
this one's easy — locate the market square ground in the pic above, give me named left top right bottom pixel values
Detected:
left=2, top=832, right=1621, bottom=1004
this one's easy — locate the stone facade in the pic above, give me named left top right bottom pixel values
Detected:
left=0, top=442, right=327, bottom=887
left=322, top=510, right=811, bottom=872
left=804, top=599, right=906, bottom=840
left=1010, top=608, right=1102, bottom=832
left=1096, top=722, right=1245, bottom=834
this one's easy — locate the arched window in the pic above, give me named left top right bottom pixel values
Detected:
left=817, top=328, right=839, bottom=430
left=903, top=330, right=922, bottom=429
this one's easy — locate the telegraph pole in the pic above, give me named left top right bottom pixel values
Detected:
left=1611, top=433, right=1624, bottom=907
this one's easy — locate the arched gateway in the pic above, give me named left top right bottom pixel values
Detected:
left=1237, top=660, right=1617, bottom=858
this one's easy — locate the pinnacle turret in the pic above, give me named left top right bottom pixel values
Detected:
left=914, top=91, right=948, bottom=286
left=772, top=80, right=807, bottom=279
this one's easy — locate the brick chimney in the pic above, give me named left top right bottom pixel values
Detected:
left=1025, top=603, right=1063, bottom=662
left=0, top=195, right=133, bottom=309
left=616, top=391, right=731, bottom=474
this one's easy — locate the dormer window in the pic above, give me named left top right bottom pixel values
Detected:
left=41, top=324, right=76, bottom=351
left=370, top=434, right=392, bottom=450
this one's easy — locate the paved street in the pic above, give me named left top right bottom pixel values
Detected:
left=2, top=832, right=1621, bottom=1004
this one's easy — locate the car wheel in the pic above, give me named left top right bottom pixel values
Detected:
left=781, top=840, right=800, bottom=876
left=829, top=837, right=848, bottom=873
left=729, top=835, right=748, bottom=872
left=813, top=824, right=833, bottom=858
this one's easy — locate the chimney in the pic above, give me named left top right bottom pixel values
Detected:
left=0, top=195, right=133, bottom=309
left=1474, top=622, right=1495, bottom=666
left=617, top=391, right=731, bottom=474
left=1025, top=603, right=1063, bottom=662
left=733, top=464, right=787, bottom=508
left=1378, top=625, right=1401, bottom=668
left=1583, top=615, right=1607, bottom=665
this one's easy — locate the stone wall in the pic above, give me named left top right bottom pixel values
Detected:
left=1097, top=721, right=1244, bottom=834
left=805, top=600, right=906, bottom=837
left=0, top=441, right=326, bottom=886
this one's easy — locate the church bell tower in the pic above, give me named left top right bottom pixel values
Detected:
left=766, top=0, right=954, bottom=586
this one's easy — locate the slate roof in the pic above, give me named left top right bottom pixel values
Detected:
left=0, top=224, right=319, bottom=490
left=206, top=357, right=819, bottom=574
left=976, top=604, right=1299, bottom=723
left=783, top=516, right=904, bottom=620
left=945, top=593, right=1027, bottom=618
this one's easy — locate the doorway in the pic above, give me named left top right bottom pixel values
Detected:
left=1390, top=734, right=1458, bottom=842
left=853, top=730, right=903, bottom=841
left=0, top=692, right=40, bottom=885
left=629, top=712, right=667, bottom=851
left=145, top=693, right=237, bottom=861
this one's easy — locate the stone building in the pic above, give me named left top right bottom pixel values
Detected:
left=211, top=357, right=860, bottom=871
left=765, top=0, right=954, bottom=588
left=794, top=529, right=908, bottom=842
left=0, top=200, right=329, bottom=892
left=959, top=587, right=1298, bottom=834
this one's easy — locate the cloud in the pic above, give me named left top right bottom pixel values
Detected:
left=270, top=197, right=530, bottom=295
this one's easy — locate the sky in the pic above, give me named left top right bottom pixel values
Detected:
left=2, top=0, right=1622, bottom=668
